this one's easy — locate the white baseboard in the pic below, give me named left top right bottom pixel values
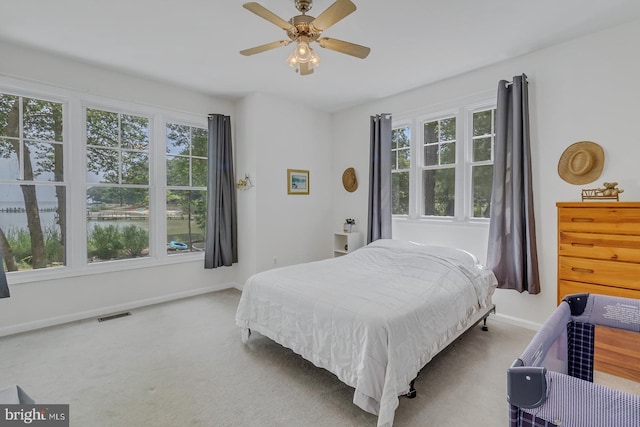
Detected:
left=0, top=282, right=240, bottom=338
left=491, top=312, right=542, bottom=331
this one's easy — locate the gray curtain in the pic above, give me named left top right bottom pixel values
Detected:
left=0, top=244, right=9, bottom=298
left=367, top=113, right=392, bottom=244
left=487, top=74, right=540, bottom=294
left=204, top=114, right=238, bottom=268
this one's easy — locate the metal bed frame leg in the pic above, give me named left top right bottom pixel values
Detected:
left=481, top=306, right=496, bottom=331
left=406, top=372, right=419, bottom=398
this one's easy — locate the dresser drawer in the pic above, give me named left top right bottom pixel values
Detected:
left=558, top=280, right=640, bottom=303
left=594, top=326, right=640, bottom=382
left=558, top=207, right=640, bottom=234
left=559, top=231, right=640, bottom=262
left=559, top=256, right=640, bottom=290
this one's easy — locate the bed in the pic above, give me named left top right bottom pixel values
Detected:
left=508, top=293, right=640, bottom=427
left=235, top=239, right=497, bottom=427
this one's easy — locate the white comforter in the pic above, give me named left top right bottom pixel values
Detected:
left=235, top=239, right=497, bottom=427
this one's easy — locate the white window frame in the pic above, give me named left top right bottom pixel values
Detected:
left=464, top=101, right=497, bottom=222
left=0, top=76, right=208, bottom=285
left=165, top=120, right=209, bottom=256
left=83, top=104, right=154, bottom=261
left=392, top=95, right=496, bottom=224
left=391, top=119, right=412, bottom=216
left=417, top=108, right=459, bottom=219
left=0, top=86, right=72, bottom=279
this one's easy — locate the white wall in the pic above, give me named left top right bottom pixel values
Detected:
left=2, top=261, right=237, bottom=336
left=0, top=40, right=224, bottom=115
left=332, top=19, right=640, bottom=327
left=235, top=93, right=333, bottom=284
left=234, top=95, right=259, bottom=286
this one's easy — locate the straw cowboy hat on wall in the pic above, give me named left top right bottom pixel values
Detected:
left=558, top=141, right=605, bottom=185
left=342, top=167, right=358, bottom=192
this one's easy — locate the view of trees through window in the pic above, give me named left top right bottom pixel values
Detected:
left=166, top=123, right=207, bottom=255
left=0, top=94, right=65, bottom=272
left=0, top=87, right=210, bottom=275
left=390, top=104, right=495, bottom=220
left=391, top=126, right=410, bottom=215
left=423, top=117, right=456, bottom=216
left=471, top=109, right=495, bottom=218
left=86, top=108, right=150, bottom=262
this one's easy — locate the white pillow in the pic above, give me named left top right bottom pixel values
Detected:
left=366, top=239, right=480, bottom=268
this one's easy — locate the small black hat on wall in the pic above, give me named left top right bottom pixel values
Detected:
left=558, top=141, right=605, bottom=185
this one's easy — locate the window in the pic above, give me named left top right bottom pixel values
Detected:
left=165, top=123, right=208, bottom=254
left=422, top=116, right=456, bottom=216
left=86, top=108, right=150, bottom=262
left=0, top=93, right=66, bottom=272
left=470, top=109, right=495, bottom=218
left=391, top=126, right=410, bottom=215
left=0, top=77, right=214, bottom=282
left=392, top=101, right=495, bottom=221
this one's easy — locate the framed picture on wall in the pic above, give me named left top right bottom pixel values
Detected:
left=287, top=169, right=309, bottom=195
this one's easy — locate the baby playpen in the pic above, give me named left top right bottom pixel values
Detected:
left=508, top=293, right=640, bottom=427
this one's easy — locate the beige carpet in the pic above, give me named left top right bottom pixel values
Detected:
left=2, top=289, right=541, bottom=426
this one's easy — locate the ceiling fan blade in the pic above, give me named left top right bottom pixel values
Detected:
left=240, top=40, right=291, bottom=56
left=243, top=2, right=296, bottom=32
left=311, top=0, right=356, bottom=31
left=299, top=62, right=314, bottom=76
left=317, top=37, right=370, bottom=59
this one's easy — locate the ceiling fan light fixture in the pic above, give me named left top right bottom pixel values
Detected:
left=286, top=51, right=299, bottom=68
left=240, top=0, right=369, bottom=76
left=294, top=41, right=312, bottom=63
left=309, top=48, right=320, bottom=68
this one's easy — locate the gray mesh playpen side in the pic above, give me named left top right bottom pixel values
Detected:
left=507, top=294, right=640, bottom=427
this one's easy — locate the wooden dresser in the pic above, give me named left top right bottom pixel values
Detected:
left=557, top=202, right=640, bottom=381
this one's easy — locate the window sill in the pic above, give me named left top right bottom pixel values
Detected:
left=392, top=215, right=490, bottom=227
left=5, top=252, right=205, bottom=285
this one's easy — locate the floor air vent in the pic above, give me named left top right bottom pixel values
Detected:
left=97, top=312, right=131, bottom=322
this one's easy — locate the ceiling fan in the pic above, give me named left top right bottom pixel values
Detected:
left=239, top=0, right=370, bottom=75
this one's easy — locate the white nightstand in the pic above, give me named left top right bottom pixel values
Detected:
left=333, top=231, right=363, bottom=257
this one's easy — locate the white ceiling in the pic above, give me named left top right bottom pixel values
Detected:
left=1, top=0, right=640, bottom=112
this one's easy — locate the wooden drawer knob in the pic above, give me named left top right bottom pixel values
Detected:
left=571, top=242, right=594, bottom=248
left=571, top=217, right=594, bottom=222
